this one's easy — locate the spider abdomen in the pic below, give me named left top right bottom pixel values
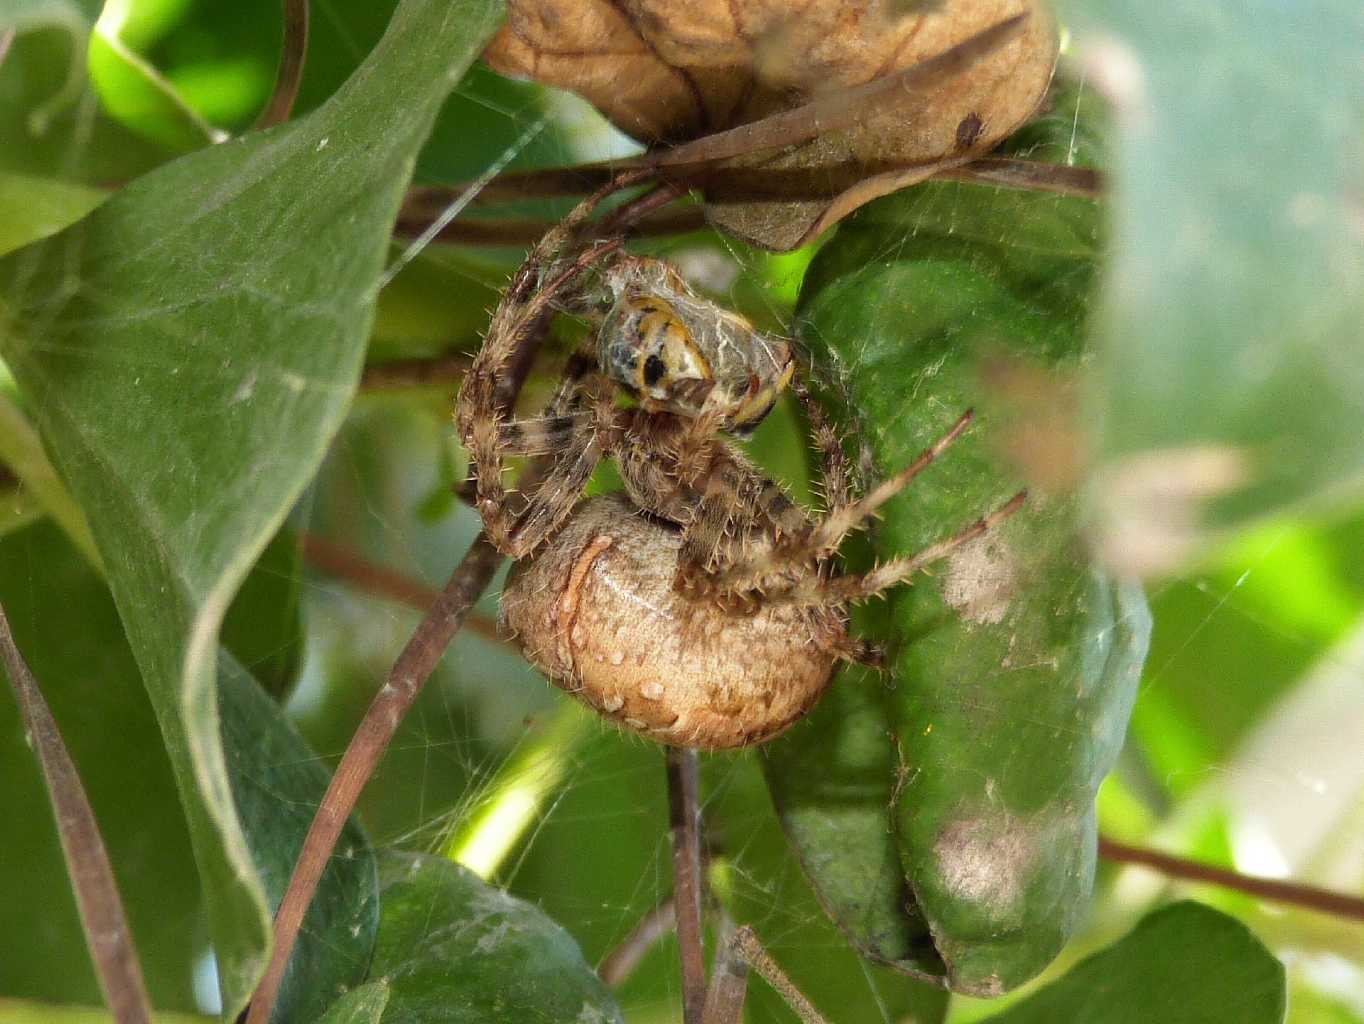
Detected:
left=500, top=494, right=842, bottom=750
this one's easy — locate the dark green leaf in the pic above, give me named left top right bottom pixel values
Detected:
left=708, top=754, right=950, bottom=1024
left=0, top=518, right=378, bottom=1020
left=218, top=655, right=378, bottom=1024
left=369, top=851, right=624, bottom=1024
left=222, top=525, right=304, bottom=699
left=787, top=80, right=1150, bottom=994
left=0, top=519, right=199, bottom=1011
left=0, top=0, right=505, bottom=1014
left=1056, top=0, right=1364, bottom=573
left=980, top=902, right=1286, bottom=1024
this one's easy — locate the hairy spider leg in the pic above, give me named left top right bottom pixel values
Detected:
left=458, top=178, right=635, bottom=556
left=790, top=377, right=853, bottom=509
left=702, top=409, right=976, bottom=597
left=764, top=489, right=1027, bottom=610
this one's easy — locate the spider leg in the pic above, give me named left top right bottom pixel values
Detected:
left=496, top=430, right=606, bottom=558
left=759, top=490, right=1027, bottom=610
left=495, top=413, right=593, bottom=456
left=702, top=409, right=975, bottom=598
left=790, top=378, right=852, bottom=509
left=670, top=446, right=810, bottom=598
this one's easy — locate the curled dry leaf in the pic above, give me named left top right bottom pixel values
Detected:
left=486, top=0, right=1058, bottom=249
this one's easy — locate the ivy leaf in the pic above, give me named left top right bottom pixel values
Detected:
left=980, top=902, right=1286, bottom=1024
left=368, top=851, right=624, bottom=1024
left=0, top=0, right=505, bottom=1015
left=1058, top=0, right=1364, bottom=574
left=782, top=79, right=1151, bottom=994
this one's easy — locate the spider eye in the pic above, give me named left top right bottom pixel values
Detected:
left=643, top=353, right=667, bottom=388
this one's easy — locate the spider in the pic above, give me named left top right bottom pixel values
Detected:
left=455, top=184, right=1024, bottom=750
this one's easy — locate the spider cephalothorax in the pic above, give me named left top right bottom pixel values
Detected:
left=456, top=186, right=1023, bottom=749
left=598, top=256, right=794, bottom=435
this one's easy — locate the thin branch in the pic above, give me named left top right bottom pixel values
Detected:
left=0, top=602, right=152, bottom=1024
left=253, top=0, right=309, bottom=129
left=599, top=898, right=677, bottom=988
left=396, top=155, right=1099, bottom=246
left=1099, top=835, right=1364, bottom=922
left=936, top=156, right=1103, bottom=199
left=359, top=353, right=471, bottom=390
left=648, top=15, right=1028, bottom=170
left=667, top=747, right=707, bottom=1024
left=393, top=206, right=707, bottom=247
left=0, top=28, right=16, bottom=69
left=245, top=531, right=506, bottom=1024
left=298, top=531, right=501, bottom=643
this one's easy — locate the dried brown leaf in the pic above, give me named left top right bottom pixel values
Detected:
left=487, top=0, right=1057, bottom=249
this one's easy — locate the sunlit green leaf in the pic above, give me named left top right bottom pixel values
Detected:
left=0, top=0, right=505, bottom=1014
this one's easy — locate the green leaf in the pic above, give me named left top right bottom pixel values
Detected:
left=0, top=520, right=200, bottom=1010
left=316, top=982, right=390, bottom=1024
left=708, top=755, right=950, bottom=1024
left=0, top=518, right=377, bottom=1020
left=763, top=664, right=941, bottom=973
left=787, top=80, right=1151, bottom=994
left=369, top=851, right=624, bottom=1024
left=217, top=656, right=378, bottom=1024
left=980, top=902, right=1286, bottom=1024
left=221, top=525, right=303, bottom=699
left=1055, top=0, right=1364, bottom=573
left=0, top=0, right=505, bottom=1014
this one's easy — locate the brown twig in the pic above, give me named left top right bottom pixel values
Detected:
left=667, top=748, right=708, bottom=1024
left=394, top=155, right=1098, bottom=246
left=253, top=0, right=309, bottom=129
left=937, top=156, right=1103, bottom=199
left=650, top=15, right=1028, bottom=169
left=298, top=531, right=501, bottom=643
left=1099, top=836, right=1364, bottom=922
left=358, top=353, right=471, bottom=391
left=599, top=899, right=678, bottom=988
left=0, top=28, right=16, bottom=69
left=393, top=206, right=707, bottom=248
left=245, top=531, right=506, bottom=1024
left=0, top=602, right=152, bottom=1024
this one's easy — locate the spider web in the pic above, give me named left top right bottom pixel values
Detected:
left=2, top=16, right=1362, bottom=1024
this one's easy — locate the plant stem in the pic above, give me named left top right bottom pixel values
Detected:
left=253, top=0, right=309, bottom=129
left=667, top=748, right=708, bottom=1024
left=0, top=602, right=152, bottom=1024
left=298, top=530, right=501, bottom=642
left=244, top=531, right=505, bottom=1024
left=1099, top=835, right=1364, bottom=922
left=599, top=899, right=678, bottom=988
